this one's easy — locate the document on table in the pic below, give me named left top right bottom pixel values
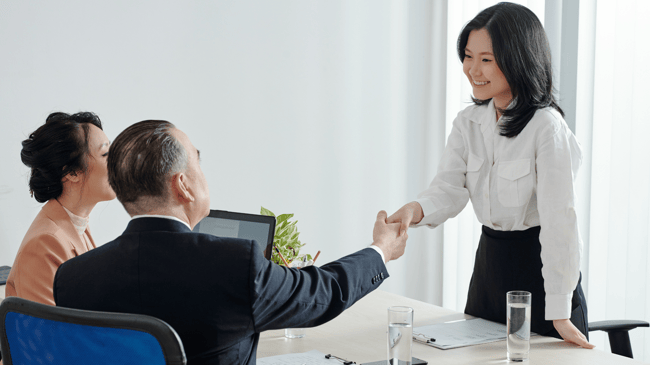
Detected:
left=257, top=349, right=345, bottom=365
left=413, top=318, right=509, bottom=349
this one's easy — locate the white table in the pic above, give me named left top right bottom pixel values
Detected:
left=258, top=290, right=644, bottom=364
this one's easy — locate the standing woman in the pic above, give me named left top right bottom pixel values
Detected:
left=388, top=3, right=593, bottom=348
left=5, top=112, right=116, bottom=305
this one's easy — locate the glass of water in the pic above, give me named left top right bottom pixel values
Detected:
left=507, top=291, right=532, bottom=362
left=284, top=328, right=306, bottom=338
left=387, top=306, right=413, bottom=365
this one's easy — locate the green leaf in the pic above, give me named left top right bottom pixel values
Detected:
left=260, top=206, right=275, bottom=217
left=274, top=221, right=288, bottom=235
left=275, top=224, right=291, bottom=238
left=277, top=213, right=294, bottom=225
left=286, top=224, right=297, bottom=236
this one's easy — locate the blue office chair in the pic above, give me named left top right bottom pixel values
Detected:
left=0, top=296, right=186, bottom=365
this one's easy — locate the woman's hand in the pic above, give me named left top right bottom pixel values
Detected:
left=552, top=319, right=595, bottom=349
left=387, top=202, right=424, bottom=236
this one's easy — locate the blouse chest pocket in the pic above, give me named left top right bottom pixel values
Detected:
left=465, top=153, right=484, bottom=195
left=497, top=159, right=533, bottom=207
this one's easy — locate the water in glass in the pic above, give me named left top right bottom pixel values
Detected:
left=388, top=322, right=413, bottom=365
left=507, top=302, right=531, bottom=361
left=284, top=328, right=306, bottom=338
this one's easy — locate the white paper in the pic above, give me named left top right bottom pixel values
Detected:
left=257, top=349, right=345, bottom=365
left=413, top=318, right=508, bottom=349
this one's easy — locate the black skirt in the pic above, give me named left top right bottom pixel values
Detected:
left=464, top=225, right=589, bottom=339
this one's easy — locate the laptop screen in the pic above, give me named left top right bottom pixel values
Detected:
left=192, top=210, right=276, bottom=259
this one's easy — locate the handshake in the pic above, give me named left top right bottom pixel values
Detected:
left=371, top=202, right=425, bottom=264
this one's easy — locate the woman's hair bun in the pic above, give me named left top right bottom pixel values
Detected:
left=21, top=112, right=103, bottom=203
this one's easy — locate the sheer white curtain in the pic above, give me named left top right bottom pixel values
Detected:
left=576, top=0, right=650, bottom=359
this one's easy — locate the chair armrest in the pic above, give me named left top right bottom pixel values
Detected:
left=589, top=320, right=649, bottom=333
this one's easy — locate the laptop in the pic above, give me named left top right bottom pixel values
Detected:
left=192, top=210, right=276, bottom=259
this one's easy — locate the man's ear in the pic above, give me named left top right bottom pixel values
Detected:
left=171, top=172, right=195, bottom=203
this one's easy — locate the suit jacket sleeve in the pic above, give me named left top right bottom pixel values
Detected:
left=249, top=245, right=388, bottom=332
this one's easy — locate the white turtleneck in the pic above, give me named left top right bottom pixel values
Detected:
left=61, top=205, right=89, bottom=236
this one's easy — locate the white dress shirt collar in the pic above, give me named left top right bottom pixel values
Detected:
left=464, top=99, right=494, bottom=125
left=131, top=214, right=192, bottom=230
left=466, top=98, right=516, bottom=128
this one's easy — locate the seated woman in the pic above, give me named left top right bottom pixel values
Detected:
left=5, top=112, right=116, bottom=305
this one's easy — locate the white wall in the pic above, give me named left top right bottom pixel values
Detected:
left=0, top=1, right=431, bottom=297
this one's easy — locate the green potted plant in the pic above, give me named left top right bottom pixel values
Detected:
left=260, top=207, right=313, bottom=266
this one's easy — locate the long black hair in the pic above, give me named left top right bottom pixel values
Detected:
left=21, top=112, right=103, bottom=203
left=457, top=2, right=563, bottom=138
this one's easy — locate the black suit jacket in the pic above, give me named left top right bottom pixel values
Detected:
left=54, top=217, right=388, bottom=364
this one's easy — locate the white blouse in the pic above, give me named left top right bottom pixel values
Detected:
left=414, top=99, right=583, bottom=321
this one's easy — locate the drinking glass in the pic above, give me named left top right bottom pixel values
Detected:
left=284, top=259, right=311, bottom=339
left=284, top=328, right=306, bottom=338
left=507, top=291, right=532, bottom=362
left=387, top=306, right=413, bottom=365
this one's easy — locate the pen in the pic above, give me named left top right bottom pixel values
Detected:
left=413, top=337, right=436, bottom=345
left=274, top=247, right=292, bottom=267
left=325, top=353, right=355, bottom=364
left=313, top=250, right=321, bottom=264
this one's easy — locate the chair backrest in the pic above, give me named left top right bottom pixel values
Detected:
left=0, top=297, right=186, bottom=365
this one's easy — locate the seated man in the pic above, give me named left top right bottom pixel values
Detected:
left=54, top=120, right=408, bottom=365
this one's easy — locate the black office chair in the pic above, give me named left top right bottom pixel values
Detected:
left=589, top=319, right=649, bottom=358
left=0, top=296, right=186, bottom=365
left=0, top=266, right=10, bottom=286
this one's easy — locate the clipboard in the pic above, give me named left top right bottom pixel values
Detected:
left=412, top=318, right=508, bottom=349
left=362, top=357, right=427, bottom=364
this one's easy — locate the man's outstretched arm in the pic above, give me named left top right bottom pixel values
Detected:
left=250, top=211, right=408, bottom=332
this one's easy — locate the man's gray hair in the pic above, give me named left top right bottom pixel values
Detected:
left=107, top=120, right=188, bottom=215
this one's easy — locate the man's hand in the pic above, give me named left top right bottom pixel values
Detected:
left=553, top=319, right=595, bottom=349
left=372, top=210, right=408, bottom=263
left=387, top=202, right=424, bottom=237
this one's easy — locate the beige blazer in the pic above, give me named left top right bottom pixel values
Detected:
left=5, top=199, right=96, bottom=305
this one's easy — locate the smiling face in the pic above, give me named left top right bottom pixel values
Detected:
left=463, top=28, right=512, bottom=111
left=82, top=124, right=116, bottom=204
